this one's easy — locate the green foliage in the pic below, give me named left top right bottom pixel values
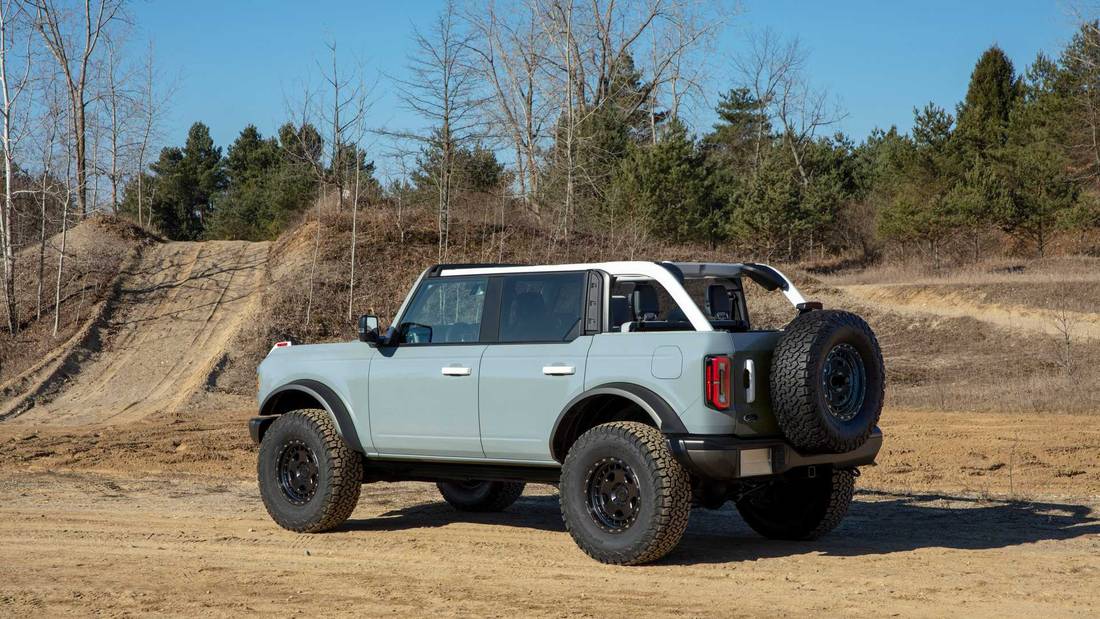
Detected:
left=610, top=119, right=718, bottom=244
left=205, top=125, right=320, bottom=241
left=955, top=46, right=1018, bottom=157
left=144, top=123, right=226, bottom=240
left=875, top=105, right=966, bottom=249
left=411, top=138, right=506, bottom=196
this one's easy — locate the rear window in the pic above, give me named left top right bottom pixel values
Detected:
left=498, top=273, right=586, bottom=342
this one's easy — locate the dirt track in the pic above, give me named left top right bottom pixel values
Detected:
left=9, top=241, right=268, bottom=425
left=838, top=283, right=1100, bottom=341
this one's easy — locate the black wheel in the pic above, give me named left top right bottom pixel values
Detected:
left=559, top=422, right=691, bottom=565
left=258, top=409, right=363, bottom=533
left=770, top=310, right=885, bottom=454
left=735, top=467, right=855, bottom=540
left=436, top=480, right=525, bottom=512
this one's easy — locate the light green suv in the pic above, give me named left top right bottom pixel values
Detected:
left=252, top=261, right=884, bottom=565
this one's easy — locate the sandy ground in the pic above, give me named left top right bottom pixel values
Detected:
left=1, top=408, right=1098, bottom=618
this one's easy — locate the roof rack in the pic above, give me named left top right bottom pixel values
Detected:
left=425, top=263, right=525, bottom=277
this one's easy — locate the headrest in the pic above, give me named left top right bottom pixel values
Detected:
left=632, top=284, right=659, bottom=321
left=706, top=285, right=731, bottom=320
left=512, top=291, right=545, bottom=318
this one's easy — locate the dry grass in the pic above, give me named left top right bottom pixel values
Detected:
left=824, top=254, right=1100, bottom=286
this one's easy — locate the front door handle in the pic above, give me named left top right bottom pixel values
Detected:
left=442, top=366, right=472, bottom=377
left=543, top=365, right=576, bottom=376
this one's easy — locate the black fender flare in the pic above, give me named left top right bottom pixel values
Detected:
left=549, top=382, right=687, bottom=461
left=258, top=379, right=364, bottom=453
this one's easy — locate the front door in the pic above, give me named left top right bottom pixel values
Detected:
left=369, top=275, right=489, bottom=457
left=479, top=272, right=592, bottom=461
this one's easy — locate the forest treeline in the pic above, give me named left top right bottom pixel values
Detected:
left=3, top=1, right=1100, bottom=339
left=132, top=11, right=1100, bottom=266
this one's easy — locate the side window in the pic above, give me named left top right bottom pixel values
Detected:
left=608, top=278, right=694, bottom=332
left=399, top=277, right=488, bottom=344
left=498, top=273, right=586, bottom=342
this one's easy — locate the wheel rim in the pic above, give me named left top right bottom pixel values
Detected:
left=585, top=457, right=641, bottom=532
left=277, top=440, right=319, bottom=505
left=821, top=343, right=867, bottom=422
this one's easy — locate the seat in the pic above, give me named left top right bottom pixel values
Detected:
left=502, top=291, right=551, bottom=340
left=631, top=284, right=660, bottom=321
left=609, top=295, right=632, bottom=330
left=706, top=284, right=732, bottom=320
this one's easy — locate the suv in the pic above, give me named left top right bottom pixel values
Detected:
left=252, top=261, right=884, bottom=565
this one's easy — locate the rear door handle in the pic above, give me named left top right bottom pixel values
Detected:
left=442, top=366, right=472, bottom=377
left=543, top=365, right=576, bottom=376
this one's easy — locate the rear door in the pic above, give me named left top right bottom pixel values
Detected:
left=478, top=272, right=597, bottom=461
left=368, top=275, right=489, bottom=457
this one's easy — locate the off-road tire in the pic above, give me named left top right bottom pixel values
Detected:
left=258, top=409, right=362, bottom=533
left=436, top=480, right=526, bottom=512
left=771, top=310, right=885, bottom=454
left=735, top=467, right=855, bottom=540
left=560, top=422, right=691, bottom=565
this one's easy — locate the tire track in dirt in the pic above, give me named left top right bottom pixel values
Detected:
left=838, top=284, right=1100, bottom=341
left=8, top=240, right=269, bottom=426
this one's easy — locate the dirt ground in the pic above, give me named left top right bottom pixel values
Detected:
left=2, top=236, right=1099, bottom=616
left=1, top=407, right=1098, bottom=618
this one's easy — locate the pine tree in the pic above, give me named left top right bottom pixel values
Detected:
left=955, top=46, right=1018, bottom=157
left=147, top=122, right=226, bottom=240
left=610, top=118, right=717, bottom=244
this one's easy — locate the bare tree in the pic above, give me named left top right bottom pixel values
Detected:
left=465, top=0, right=551, bottom=217
left=347, top=90, right=375, bottom=321
left=319, top=40, right=366, bottom=210
left=391, top=0, right=482, bottom=261
left=0, top=0, right=31, bottom=335
left=133, top=42, right=165, bottom=228
left=28, top=0, right=125, bottom=215
left=100, top=34, right=133, bottom=211
left=52, top=109, right=73, bottom=337
left=35, top=87, right=62, bottom=321
left=643, top=0, right=730, bottom=140
left=735, top=30, right=844, bottom=186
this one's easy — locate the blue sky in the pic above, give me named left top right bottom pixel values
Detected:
left=131, top=0, right=1076, bottom=175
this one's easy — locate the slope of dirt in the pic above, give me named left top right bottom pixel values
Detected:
left=0, top=215, right=158, bottom=384
left=5, top=240, right=268, bottom=425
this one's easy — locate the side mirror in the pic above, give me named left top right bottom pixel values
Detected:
left=358, top=314, right=380, bottom=344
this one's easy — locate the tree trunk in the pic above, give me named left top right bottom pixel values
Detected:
left=75, top=101, right=87, bottom=215
left=53, top=200, right=69, bottom=337
left=348, top=158, right=361, bottom=321
left=36, top=192, right=45, bottom=321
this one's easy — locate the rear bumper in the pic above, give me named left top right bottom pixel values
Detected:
left=668, top=427, right=883, bottom=481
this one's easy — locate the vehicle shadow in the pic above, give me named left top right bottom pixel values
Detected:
left=340, top=488, right=1100, bottom=565
left=669, top=488, right=1100, bottom=565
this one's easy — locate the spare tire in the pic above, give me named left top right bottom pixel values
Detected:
left=770, top=310, right=884, bottom=454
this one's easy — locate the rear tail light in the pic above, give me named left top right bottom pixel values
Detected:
left=269, top=341, right=292, bottom=354
left=704, top=355, right=732, bottom=410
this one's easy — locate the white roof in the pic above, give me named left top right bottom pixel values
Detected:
left=434, top=261, right=806, bottom=332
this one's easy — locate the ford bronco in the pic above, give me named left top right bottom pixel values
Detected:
left=251, top=261, right=884, bottom=565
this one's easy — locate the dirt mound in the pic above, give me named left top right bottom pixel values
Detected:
left=0, top=215, right=159, bottom=384
left=4, top=240, right=269, bottom=425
